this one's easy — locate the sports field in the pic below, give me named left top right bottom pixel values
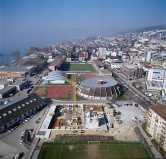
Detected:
left=61, top=63, right=96, bottom=72
left=38, top=142, right=152, bottom=159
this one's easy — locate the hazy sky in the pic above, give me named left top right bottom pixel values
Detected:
left=0, top=0, right=166, bottom=54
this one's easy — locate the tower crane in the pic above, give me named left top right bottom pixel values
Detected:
left=55, top=71, right=78, bottom=121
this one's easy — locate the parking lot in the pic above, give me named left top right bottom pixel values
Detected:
left=109, top=102, right=147, bottom=141
left=0, top=107, right=46, bottom=158
left=0, top=75, right=41, bottom=103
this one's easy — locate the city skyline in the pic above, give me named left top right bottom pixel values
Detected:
left=0, top=0, right=166, bottom=54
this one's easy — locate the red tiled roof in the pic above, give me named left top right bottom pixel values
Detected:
left=49, top=58, right=64, bottom=68
left=92, top=60, right=104, bottom=67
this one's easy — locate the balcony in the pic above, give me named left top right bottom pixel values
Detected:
left=148, top=113, right=152, bottom=117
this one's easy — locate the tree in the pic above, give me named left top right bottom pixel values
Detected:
left=12, top=50, right=20, bottom=60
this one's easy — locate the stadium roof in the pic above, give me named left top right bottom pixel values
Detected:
left=83, top=77, right=117, bottom=87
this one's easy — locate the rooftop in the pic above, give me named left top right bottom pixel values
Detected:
left=149, top=104, right=166, bottom=121
left=92, top=60, right=104, bottom=67
left=49, top=58, right=64, bottom=68
left=20, top=58, right=46, bottom=66
left=0, top=66, right=30, bottom=72
left=82, top=77, right=117, bottom=87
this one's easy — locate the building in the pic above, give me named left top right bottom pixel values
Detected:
left=92, top=60, right=105, bottom=70
left=48, top=58, right=64, bottom=71
left=42, top=71, right=68, bottom=84
left=0, top=93, right=45, bottom=133
left=9, top=79, right=27, bottom=91
left=78, top=77, right=122, bottom=100
left=0, top=86, right=16, bottom=99
left=147, top=68, right=166, bottom=82
left=0, top=80, right=11, bottom=89
left=98, top=48, right=110, bottom=59
left=20, top=58, right=47, bottom=72
left=120, top=64, right=143, bottom=80
left=147, top=104, right=166, bottom=151
left=146, top=81, right=164, bottom=92
left=66, top=54, right=72, bottom=62
left=78, top=53, right=85, bottom=62
left=0, top=66, right=34, bottom=79
left=82, top=42, right=91, bottom=60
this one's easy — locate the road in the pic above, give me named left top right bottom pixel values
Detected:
left=107, top=67, right=155, bottom=108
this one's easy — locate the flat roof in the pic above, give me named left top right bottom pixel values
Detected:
left=0, top=80, right=10, bottom=85
left=0, top=66, right=29, bottom=72
left=149, top=104, right=166, bottom=121
left=0, top=86, right=16, bottom=94
left=20, top=58, right=46, bottom=66
left=82, top=77, right=117, bottom=87
left=92, top=60, right=104, bottom=67
left=49, top=58, right=64, bottom=67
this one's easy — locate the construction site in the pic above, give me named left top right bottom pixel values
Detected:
left=35, top=101, right=146, bottom=142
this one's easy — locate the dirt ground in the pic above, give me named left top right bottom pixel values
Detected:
left=86, top=144, right=101, bottom=159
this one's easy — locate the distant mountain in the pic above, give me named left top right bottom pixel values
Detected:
left=60, top=28, right=92, bottom=40
left=98, top=27, right=130, bottom=36
left=129, top=25, right=166, bottom=33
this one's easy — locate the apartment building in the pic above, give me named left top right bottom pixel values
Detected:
left=147, top=104, right=166, bottom=151
left=120, top=64, right=143, bottom=80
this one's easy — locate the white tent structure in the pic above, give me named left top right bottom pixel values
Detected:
left=43, top=71, right=68, bottom=84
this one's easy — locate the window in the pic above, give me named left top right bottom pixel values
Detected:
left=8, top=111, right=12, bottom=114
left=22, top=104, right=25, bottom=107
left=26, top=102, right=29, bottom=105
left=17, top=106, right=21, bottom=109
left=0, top=116, right=2, bottom=119
left=13, top=108, right=17, bottom=112
left=2, top=113, right=7, bottom=117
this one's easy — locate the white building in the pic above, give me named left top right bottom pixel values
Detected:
left=98, top=48, right=110, bottom=59
left=147, top=68, right=166, bottom=82
left=147, top=104, right=166, bottom=151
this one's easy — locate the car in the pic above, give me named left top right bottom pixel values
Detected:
left=21, top=135, right=24, bottom=140
left=8, top=93, right=13, bottom=97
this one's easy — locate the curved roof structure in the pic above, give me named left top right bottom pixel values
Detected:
left=78, top=77, right=122, bottom=100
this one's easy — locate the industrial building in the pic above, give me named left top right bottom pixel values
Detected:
left=0, top=86, right=16, bottom=99
left=20, top=58, right=47, bottom=72
left=0, top=66, right=34, bottom=79
left=92, top=60, right=105, bottom=70
left=0, top=93, right=45, bottom=133
left=78, top=77, right=122, bottom=100
left=42, top=71, right=68, bottom=84
left=147, top=104, right=166, bottom=151
left=48, top=58, right=65, bottom=71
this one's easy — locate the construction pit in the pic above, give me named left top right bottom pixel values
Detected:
left=36, top=103, right=146, bottom=142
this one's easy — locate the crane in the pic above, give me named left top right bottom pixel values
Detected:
left=55, top=71, right=78, bottom=120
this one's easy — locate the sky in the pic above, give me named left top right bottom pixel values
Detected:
left=0, top=0, right=166, bottom=54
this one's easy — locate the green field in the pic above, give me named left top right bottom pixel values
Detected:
left=61, top=63, right=96, bottom=72
left=38, top=142, right=152, bottom=159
